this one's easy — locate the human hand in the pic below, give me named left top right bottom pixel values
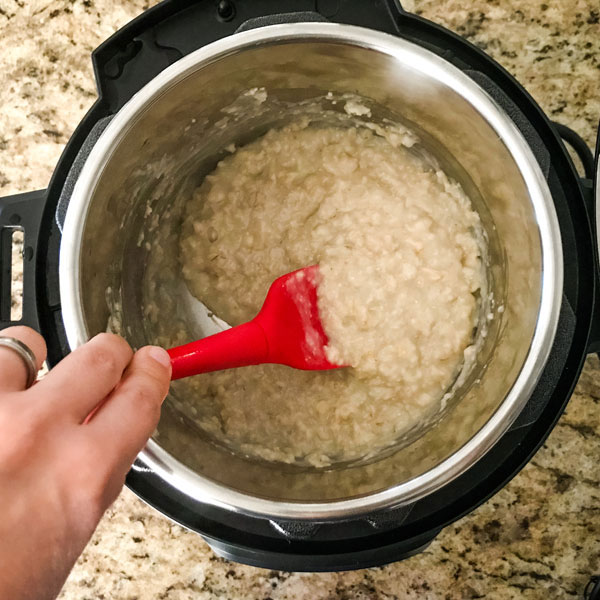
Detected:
left=0, top=327, right=171, bottom=600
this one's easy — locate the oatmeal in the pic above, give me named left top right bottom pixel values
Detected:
left=173, top=121, right=483, bottom=466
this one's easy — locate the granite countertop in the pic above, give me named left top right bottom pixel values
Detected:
left=1, top=0, right=598, bottom=598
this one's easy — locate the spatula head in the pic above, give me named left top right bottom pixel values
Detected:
left=255, top=265, right=343, bottom=370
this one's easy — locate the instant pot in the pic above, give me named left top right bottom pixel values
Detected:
left=1, top=0, right=598, bottom=572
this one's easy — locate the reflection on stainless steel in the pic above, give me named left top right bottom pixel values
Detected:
left=59, top=24, right=562, bottom=520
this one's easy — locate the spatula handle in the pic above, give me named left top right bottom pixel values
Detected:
left=167, top=320, right=268, bottom=380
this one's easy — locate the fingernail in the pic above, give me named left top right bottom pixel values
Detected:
left=148, top=346, right=171, bottom=369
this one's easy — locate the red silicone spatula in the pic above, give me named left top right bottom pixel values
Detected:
left=167, top=265, right=344, bottom=380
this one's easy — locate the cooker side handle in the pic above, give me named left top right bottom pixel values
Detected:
left=555, top=121, right=600, bottom=353
left=585, top=123, right=600, bottom=353
left=0, top=189, right=47, bottom=332
left=551, top=121, right=595, bottom=181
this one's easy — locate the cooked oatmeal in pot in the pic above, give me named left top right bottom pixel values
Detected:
left=149, top=118, right=485, bottom=467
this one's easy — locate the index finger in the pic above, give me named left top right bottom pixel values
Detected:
left=35, top=333, right=133, bottom=422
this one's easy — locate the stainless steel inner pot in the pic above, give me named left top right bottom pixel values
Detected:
left=59, top=24, right=562, bottom=520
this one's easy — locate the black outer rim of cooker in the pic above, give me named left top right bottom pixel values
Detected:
left=7, top=0, right=598, bottom=571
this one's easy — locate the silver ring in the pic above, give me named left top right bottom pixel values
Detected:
left=0, top=336, right=38, bottom=388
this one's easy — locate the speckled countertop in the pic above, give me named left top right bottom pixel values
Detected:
left=1, top=0, right=599, bottom=598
